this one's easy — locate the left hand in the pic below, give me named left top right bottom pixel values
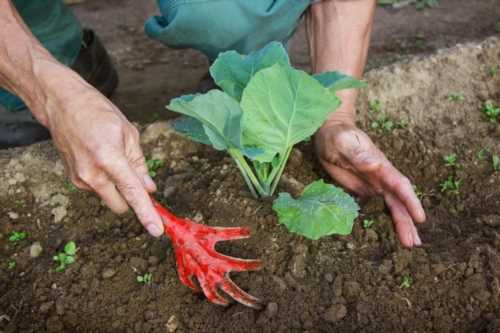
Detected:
left=315, top=120, right=426, bottom=247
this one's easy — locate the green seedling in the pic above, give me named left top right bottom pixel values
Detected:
left=8, top=231, right=27, bottom=243
left=447, top=93, right=464, bottom=102
left=137, top=272, right=153, bottom=284
left=476, top=147, right=489, bottom=161
left=363, top=219, right=375, bottom=229
left=400, top=275, right=413, bottom=288
left=53, top=241, right=77, bottom=272
left=413, top=185, right=424, bottom=199
left=415, top=0, right=438, bottom=10
left=488, top=66, right=498, bottom=77
left=371, top=113, right=395, bottom=132
left=493, top=155, right=500, bottom=172
left=482, top=102, right=500, bottom=122
left=397, top=120, right=409, bottom=129
left=496, top=21, right=500, bottom=32
left=369, top=99, right=382, bottom=113
left=146, top=159, right=165, bottom=177
left=169, top=42, right=361, bottom=240
left=14, top=200, right=25, bottom=208
left=7, top=260, right=16, bottom=269
left=64, top=181, right=77, bottom=193
left=443, top=153, right=457, bottom=167
left=440, top=176, right=461, bottom=195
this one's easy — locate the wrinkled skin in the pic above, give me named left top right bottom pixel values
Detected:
left=315, top=122, right=426, bottom=248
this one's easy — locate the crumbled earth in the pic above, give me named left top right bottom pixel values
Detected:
left=1, top=35, right=499, bottom=332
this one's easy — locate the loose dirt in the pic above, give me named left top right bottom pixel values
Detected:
left=1, top=36, right=499, bottom=332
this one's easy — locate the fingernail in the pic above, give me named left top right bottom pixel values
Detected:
left=414, top=232, right=422, bottom=246
left=146, top=223, right=163, bottom=237
left=144, top=175, right=157, bottom=192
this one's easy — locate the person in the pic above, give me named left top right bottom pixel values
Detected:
left=0, top=0, right=425, bottom=246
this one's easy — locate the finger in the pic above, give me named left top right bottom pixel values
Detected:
left=384, top=192, right=422, bottom=248
left=104, top=158, right=164, bottom=237
left=380, top=164, right=426, bottom=223
left=92, top=178, right=129, bottom=214
left=128, top=146, right=157, bottom=194
left=320, top=161, right=374, bottom=197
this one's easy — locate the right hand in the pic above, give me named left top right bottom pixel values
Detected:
left=42, top=74, right=164, bottom=237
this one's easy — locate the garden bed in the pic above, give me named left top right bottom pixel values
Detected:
left=1, top=37, right=499, bottom=333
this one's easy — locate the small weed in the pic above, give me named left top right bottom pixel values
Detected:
left=413, top=185, right=424, bottom=199
left=400, top=275, right=413, bottom=289
left=363, top=219, right=375, bottom=229
left=371, top=114, right=395, bottom=132
left=8, top=231, right=27, bottom=243
left=447, top=93, right=465, bottom=102
left=482, top=102, right=500, bottom=122
left=14, top=199, right=25, bottom=208
left=146, top=159, right=165, bottom=177
left=415, top=0, right=439, bottom=10
left=369, top=100, right=382, bottom=113
left=7, top=260, right=16, bottom=269
left=137, top=272, right=153, bottom=284
left=493, top=155, right=500, bottom=172
left=64, top=182, right=77, bottom=193
left=443, top=153, right=458, bottom=167
left=496, top=21, right=500, bottom=32
left=53, top=241, right=77, bottom=272
left=476, top=147, right=489, bottom=161
left=397, top=120, right=409, bottom=129
left=440, top=176, right=461, bottom=195
left=488, top=66, right=498, bottom=77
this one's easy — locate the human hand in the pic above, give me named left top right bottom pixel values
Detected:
left=42, top=74, right=164, bottom=237
left=315, top=121, right=426, bottom=247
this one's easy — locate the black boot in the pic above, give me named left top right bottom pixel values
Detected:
left=0, top=29, right=119, bottom=149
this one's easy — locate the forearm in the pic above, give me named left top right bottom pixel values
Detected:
left=0, top=1, right=84, bottom=126
left=308, top=0, right=375, bottom=125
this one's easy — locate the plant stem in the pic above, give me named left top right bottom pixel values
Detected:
left=268, top=147, right=293, bottom=195
left=229, top=149, right=267, bottom=197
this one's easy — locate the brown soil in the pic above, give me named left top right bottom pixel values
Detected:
left=1, top=37, right=500, bottom=332
left=1, top=1, right=500, bottom=332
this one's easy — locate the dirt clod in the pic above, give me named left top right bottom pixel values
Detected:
left=323, top=304, right=348, bottom=323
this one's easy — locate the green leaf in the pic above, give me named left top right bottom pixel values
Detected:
left=272, top=180, right=359, bottom=240
left=241, top=64, right=340, bottom=161
left=64, top=241, right=77, bottom=256
left=168, top=90, right=243, bottom=151
left=173, top=116, right=211, bottom=146
left=313, top=71, right=367, bottom=92
left=210, top=41, right=290, bottom=100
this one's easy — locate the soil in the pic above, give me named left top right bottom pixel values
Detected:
left=1, top=2, right=500, bottom=333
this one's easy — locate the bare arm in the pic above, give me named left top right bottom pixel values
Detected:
left=307, top=0, right=375, bottom=124
left=0, top=1, right=164, bottom=237
left=308, top=0, right=426, bottom=247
